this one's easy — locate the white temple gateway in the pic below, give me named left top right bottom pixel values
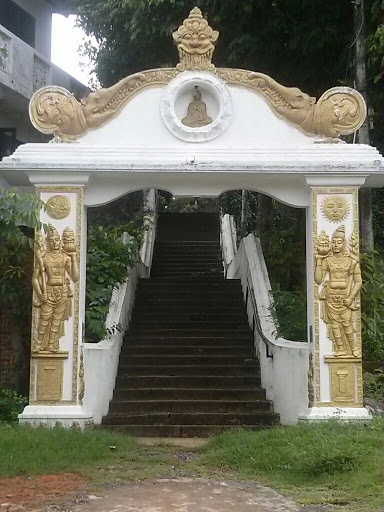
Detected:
left=1, top=7, right=383, bottom=433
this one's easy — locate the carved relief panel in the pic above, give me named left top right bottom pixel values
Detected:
left=30, top=187, right=83, bottom=405
left=33, top=56, right=51, bottom=91
left=0, top=30, right=11, bottom=73
left=312, top=188, right=363, bottom=408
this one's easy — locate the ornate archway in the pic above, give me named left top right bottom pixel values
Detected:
left=1, top=7, right=383, bottom=426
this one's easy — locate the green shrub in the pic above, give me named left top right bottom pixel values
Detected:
left=0, top=388, right=28, bottom=423
left=360, top=251, right=384, bottom=361
left=270, top=287, right=307, bottom=341
left=85, top=223, right=140, bottom=342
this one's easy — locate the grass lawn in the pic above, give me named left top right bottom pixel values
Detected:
left=202, top=418, right=384, bottom=511
left=0, top=419, right=382, bottom=511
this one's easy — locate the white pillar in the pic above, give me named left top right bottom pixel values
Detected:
left=300, top=178, right=371, bottom=421
left=19, top=174, right=93, bottom=428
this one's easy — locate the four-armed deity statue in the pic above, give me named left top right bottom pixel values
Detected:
left=32, top=226, right=79, bottom=353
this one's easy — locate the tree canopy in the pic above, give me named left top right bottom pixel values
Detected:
left=74, top=0, right=383, bottom=150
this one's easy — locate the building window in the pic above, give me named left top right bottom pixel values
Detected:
left=0, top=128, right=21, bottom=160
left=0, top=0, right=35, bottom=48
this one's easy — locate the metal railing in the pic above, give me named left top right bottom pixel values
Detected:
left=245, top=275, right=274, bottom=359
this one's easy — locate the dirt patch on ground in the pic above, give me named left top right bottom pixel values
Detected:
left=0, top=473, right=87, bottom=509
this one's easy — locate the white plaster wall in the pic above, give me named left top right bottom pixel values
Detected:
left=227, top=234, right=309, bottom=424
left=80, top=86, right=317, bottom=148
left=83, top=263, right=147, bottom=423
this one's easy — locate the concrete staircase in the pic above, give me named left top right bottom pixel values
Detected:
left=102, top=213, right=279, bottom=436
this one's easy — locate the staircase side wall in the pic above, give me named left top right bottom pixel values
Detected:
left=227, top=234, right=309, bottom=424
left=83, top=263, right=147, bottom=424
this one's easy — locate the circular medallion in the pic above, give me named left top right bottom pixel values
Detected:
left=160, top=71, right=232, bottom=142
left=46, top=195, right=71, bottom=220
left=321, top=196, right=350, bottom=223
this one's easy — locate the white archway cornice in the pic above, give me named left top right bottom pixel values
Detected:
left=1, top=143, right=382, bottom=207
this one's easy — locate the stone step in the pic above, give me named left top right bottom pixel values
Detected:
left=127, top=328, right=251, bottom=337
left=118, top=354, right=253, bottom=366
left=133, top=305, right=246, bottom=314
left=133, top=298, right=244, bottom=308
left=103, top=411, right=278, bottom=426
left=117, top=365, right=258, bottom=377
left=130, top=320, right=246, bottom=330
left=132, top=312, right=246, bottom=321
left=108, top=399, right=271, bottom=414
left=124, top=336, right=252, bottom=345
left=113, top=387, right=267, bottom=401
left=115, top=375, right=261, bottom=388
left=121, top=345, right=251, bottom=356
left=138, top=277, right=240, bottom=286
left=151, top=263, right=223, bottom=270
left=98, top=424, right=275, bottom=437
left=150, top=271, right=224, bottom=278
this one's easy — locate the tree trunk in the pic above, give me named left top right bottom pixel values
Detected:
left=240, top=190, right=248, bottom=238
left=352, top=0, right=374, bottom=251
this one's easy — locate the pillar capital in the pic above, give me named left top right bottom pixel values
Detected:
left=305, top=176, right=367, bottom=188
left=26, top=172, right=90, bottom=187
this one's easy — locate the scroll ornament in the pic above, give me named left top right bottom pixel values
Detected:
left=314, top=226, right=362, bottom=358
left=32, top=225, right=79, bottom=353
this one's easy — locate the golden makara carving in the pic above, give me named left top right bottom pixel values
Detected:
left=32, top=225, right=79, bottom=354
left=173, top=7, right=219, bottom=72
left=29, top=70, right=177, bottom=141
left=217, top=70, right=366, bottom=138
left=182, top=86, right=212, bottom=127
left=321, top=196, right=350, bottom=223
left=46, top=195, right=71, bottom=220
left=315, top=225, right=362, bottom=359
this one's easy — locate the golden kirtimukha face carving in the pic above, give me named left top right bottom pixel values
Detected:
left=173, top=7, right=219, bottom=71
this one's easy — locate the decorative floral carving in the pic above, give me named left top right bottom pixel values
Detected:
left=173, top=7, right=219, bottom=71
left=46, top=195, right=71, bottom=220
left=33, top=56, right=50, bottom=91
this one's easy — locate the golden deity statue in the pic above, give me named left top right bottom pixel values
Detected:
left=182, top=87, right=212, bottom=127
left=315, top=225, right=362, bottom=358
left=32, top=226, right=79, bottom=353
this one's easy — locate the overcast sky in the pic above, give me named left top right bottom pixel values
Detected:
left=51, top=14, right=96, bottom=87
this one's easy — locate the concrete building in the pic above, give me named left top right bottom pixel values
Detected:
left=0, top=0, right=87, bottom=164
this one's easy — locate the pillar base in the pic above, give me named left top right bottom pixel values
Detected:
left=299, top=406, right=372, bottom=422
left=18, top=405, right=94, bottom=429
